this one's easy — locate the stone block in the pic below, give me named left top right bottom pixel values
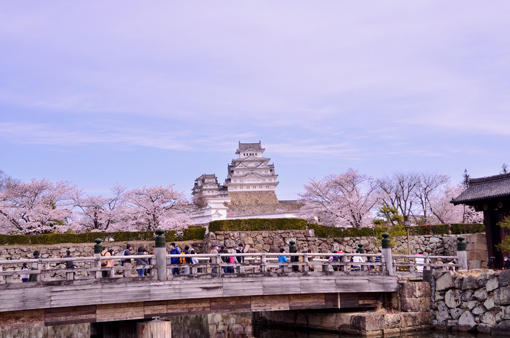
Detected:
left=500, top=270, right=510, bottom=287
left=401, top=312, right=431, bottom=327
left=450, top=308, right=463, bottom=320
left=493, top=320, right=510, bottom=336
left=477, top=273, right=488, bottom=288
left=461, top=290, right=473, bottom=301
left=445, top=289, right=461, bottom=309
left=487, top=277, right=499, bottom=293
left=474, top=288, right=488, bottom=301
left=494, top=286, right=510, bottom=306
left=484, top=296, right=495, bottom=310
left=502, top=306, right=510, bottom=320
left=350, top=313, right=385, bottom=332
left=383, top=313, right=401, bottom=329
left=481, top=312, right=497, bottom=326
left=462, top=275, right=478, bottom=290
left=464, top=300, right=479, bottom=310
left=458, top=311, right=476, bottom=331
left=436, top=272, right=455, bottom=291
left=472, top=305, right=486, bottom=315
left=401, top=297, right=430, bottom=312
left=477, top=323, right=492, bottom=334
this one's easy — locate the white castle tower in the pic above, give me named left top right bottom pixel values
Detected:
left=224, top=141, right=279, bottom=205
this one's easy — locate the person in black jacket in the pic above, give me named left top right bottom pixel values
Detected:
left=135, top=246, right=147, bottom=277
left=504, top=256, right=510, bottom=270
left=28, top=250, right=40, bottom=282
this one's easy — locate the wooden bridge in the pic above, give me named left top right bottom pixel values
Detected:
left=0, top=247, right=462, bottom=332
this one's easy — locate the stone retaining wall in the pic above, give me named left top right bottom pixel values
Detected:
left=206, top=230, right=483, bottom=263
left=431, top=269, right=510, bottom=335
left=255, top=282, right=431, bottom=336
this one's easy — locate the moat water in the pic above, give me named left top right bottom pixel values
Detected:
left=0, top=313, right=497, bottom=338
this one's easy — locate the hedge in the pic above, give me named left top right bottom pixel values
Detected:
left=209, top=218, right=307, bottom=232
left=451, top=223, right=485, bottom=234
left=0, top=226, right=206, bottom=245
left=210, top=220, right=484, bottom=238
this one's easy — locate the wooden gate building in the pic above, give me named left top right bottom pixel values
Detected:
left=452, top=173, right=510, bottom=268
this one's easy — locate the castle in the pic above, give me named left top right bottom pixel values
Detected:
left=191, top=141, right=300, bottom=224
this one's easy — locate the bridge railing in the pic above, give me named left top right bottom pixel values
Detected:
left=0, top=232, right=469, bottom=284
left=164, top=252, right=386, bottom=276
left=0, top=255, right=155, bottom=283
left=392, top=254, right=460, bottom=277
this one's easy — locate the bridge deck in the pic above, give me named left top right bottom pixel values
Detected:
left=0, top=273, right=398, bottom=330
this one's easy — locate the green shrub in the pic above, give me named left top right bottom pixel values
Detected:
left=0, top=226, right=206, bottom=245
left=451, top=223, right=485, bottom=234
left=209, top=218, right=307, bottom=232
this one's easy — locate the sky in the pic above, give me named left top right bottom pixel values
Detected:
left=1, top=1, right=509, bottom=201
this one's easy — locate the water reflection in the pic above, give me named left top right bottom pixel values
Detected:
left=0, top=313, right=495, bottom=338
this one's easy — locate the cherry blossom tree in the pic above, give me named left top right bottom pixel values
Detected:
left=124, top=185, right=191, bottom=231
left=0, top=179, right=75, bottom=234
left=429, top=184, right=482, bottom=224
left=71, top=185, right=128, bottom=232
left=299, top=169, right=379, bottom=228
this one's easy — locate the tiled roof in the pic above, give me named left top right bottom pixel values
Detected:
left=237, top=141, right=263, bottom=151
left=452, top=173, right=510, bottom=204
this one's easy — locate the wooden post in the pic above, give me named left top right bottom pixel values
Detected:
left=303, top=253, right=309, bottom=272
left=457, top=236, right=468, bottom=270
left=5, top=270, right=12, bottom=284
left=155, top=229, right=167, bottom=281
left=137, top=319, right=171, bottom=338
left=381, top=233, right=393, bottom=276
left=261, top=253, right=267, bottom=272
left=43, top=263, right=50, bottom=281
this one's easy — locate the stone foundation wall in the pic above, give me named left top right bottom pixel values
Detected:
left=255, top=282, right=431, bottom=336
left=431, top=269, right=510, bottom=335
left=206, top=230, right=480, bottom=260
left=228, top=191, right=279, bottom=205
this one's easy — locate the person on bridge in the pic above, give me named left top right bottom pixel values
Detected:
left=28, top=250, right=40, bottom=282
left=210, top=244, right=219, bottom=274
left=135, top=246, right=148, bottom=277
left=20, top=263, right=29, bottom=282
left=182, top=245, right=192, bottom=274
left=170, top=243, right=181, bottom=275
left=235, top=243, right=244, bottom=273
left=351, top=249, right=364, bottom=271
left=100, top=246, right=113, bottom=278
left=278, top=248, right=288, bottom=269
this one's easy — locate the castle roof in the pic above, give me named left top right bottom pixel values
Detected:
left=451, top=173, right=510, bottom=205
left=236, top=141, right=264, bottom=154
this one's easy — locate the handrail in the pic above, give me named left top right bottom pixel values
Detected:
left=0, top=251, right=461, bottom=285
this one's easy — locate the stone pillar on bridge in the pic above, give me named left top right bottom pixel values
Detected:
left=381, top=233, right=393, bottom=276
left=94, top=238, right=103, bottom=279
left=457, top=236, right=468, bottom=270
left=155, top=228, right=167, bottom=281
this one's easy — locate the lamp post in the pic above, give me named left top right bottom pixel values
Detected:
left=405, top=218, right=411, bottom=256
